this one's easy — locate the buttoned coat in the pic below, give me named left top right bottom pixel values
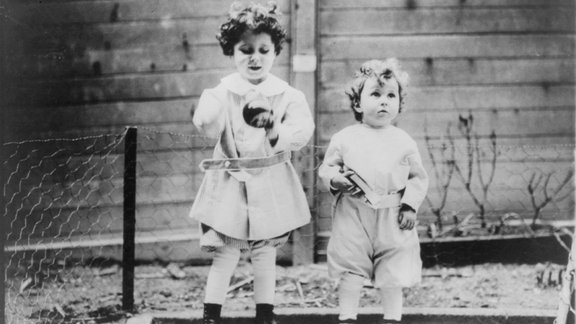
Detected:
left=189, top=73, right=314, bottom=240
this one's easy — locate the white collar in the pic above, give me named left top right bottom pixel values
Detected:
left=220, top=73, right=289, bottom=97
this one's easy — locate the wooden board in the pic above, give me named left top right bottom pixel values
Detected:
left=8, top=66, right=289, bottom=106
left=8, top=0, right=292, bottom=24
left=319, top=85, right=575, bottom=112
left=320, top=35, right=574, bottom=60
left=318, top=107, right=575, bottom=141
left=320, top=0, right=575, bottom=9
left=321, top=58, right=575, bottom=88
left=320, top=7, right=574, bottom=35
left=9, top=45, right=291, bottom=78
left=7, top=16, right=291, bottom=52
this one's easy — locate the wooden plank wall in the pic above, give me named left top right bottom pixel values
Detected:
left=3, top=0, right=294, bottom=262
left=316, top=0, right=575, bottom=243
left=3, top=0, right=575, bottom=263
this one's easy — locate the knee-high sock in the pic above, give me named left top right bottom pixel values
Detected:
left=338, top=273, right=365, bottom=321
left=251, top=246, right=277, bottom=304
left=380, top=287, right=403, bottom=321
left=204, top=246, right=241, bottom=304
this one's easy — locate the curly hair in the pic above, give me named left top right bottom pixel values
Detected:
left=345, top=59, right=409, bottom=122
left=216, top=1, right=287, bottom=56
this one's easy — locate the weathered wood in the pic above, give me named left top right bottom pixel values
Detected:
left=319, top=85, right=575, bottom=113
left=321, top=35, right=574, bottom=60
left=318, top=107, right=575, bottom=141
left=290, top=0, right=317, bottom=265
left=320, top=8, right=574, bottom=35
left=8, top=16, right=291, bottom=53
left=320, top=0, right=574, bottom=9
left=9, top=45, right=291, bottom=79
left=6, top=99, right=196, bottom=134
left=3, top=124, right=211, bottom=148
left=9, top=0, right=291, bottom=24
left=9, top=66, right=289, bottom=106
left=321, top=58, right=575, bottom=88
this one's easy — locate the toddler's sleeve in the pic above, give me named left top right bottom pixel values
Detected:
left=318, top=134, right=344, bottom=193
left=271, top=90, right=315, bottom=152
left=192, top=88, right=226, bottom=138
left=401, top=145, right=429, bottom=212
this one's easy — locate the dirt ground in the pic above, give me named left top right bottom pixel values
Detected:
left=5, top=261, right=565, bottom=323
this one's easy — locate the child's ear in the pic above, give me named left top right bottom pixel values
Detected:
left=352, top=101, right=362, bottom=113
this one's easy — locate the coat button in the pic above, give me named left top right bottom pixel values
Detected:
left=224, top=161, right=231, bottom=168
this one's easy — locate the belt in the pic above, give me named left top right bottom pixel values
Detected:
left=199, top=151, right=291, bottom=171
left=368, top=192, right=402, bottom=209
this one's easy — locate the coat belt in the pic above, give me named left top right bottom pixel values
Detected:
left=369, top=192, right=402, bottom=209
left=199, top=151, right=292, bottom=171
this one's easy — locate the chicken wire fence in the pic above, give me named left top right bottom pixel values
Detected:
left=2, top=126, right=575, bottom=323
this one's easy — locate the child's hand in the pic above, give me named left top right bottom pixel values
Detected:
left=243, top=93, right=274, bottom=128
left=398, top=205, right=416, bottom=230
left=330, top=168, right=359, bottom=194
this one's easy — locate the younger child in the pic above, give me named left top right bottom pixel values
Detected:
left=318, top=59, right=429, bottom=323
left=190, top=2, right=314, bottom=324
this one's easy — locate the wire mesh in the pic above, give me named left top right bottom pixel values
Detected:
left=3, top=132, right=127, bottom=324
left=2, top=127, right=574, bottom=322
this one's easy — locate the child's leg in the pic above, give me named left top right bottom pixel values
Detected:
left=204, top=246, right=241, bottom=304
left=380, top=287, right=403, bottom=321
left=251, top=245, right=277, bottom=323
left=338, top=273, right=365, bottom=321
left=251, top=245, right=277, bottom=304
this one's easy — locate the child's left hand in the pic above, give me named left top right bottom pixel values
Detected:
left=398, top=206, right=416, bottom=230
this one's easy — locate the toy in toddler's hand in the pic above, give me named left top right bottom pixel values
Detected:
left=345, top=171, right=381, bottom=206
left=242, top=91, right=274, bottom=128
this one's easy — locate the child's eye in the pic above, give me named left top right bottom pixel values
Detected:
left=387, top=93, right=396, bottom=98
left=259, top=48, right=270, bottom=54
left=371, top=92, right=381, bottom=97
left=240, top=48, right=254, bottom=55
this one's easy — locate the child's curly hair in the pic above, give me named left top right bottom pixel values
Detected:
left=216, top=1, right=287, bottom=56
left=345, top=59, right=409, bottom=122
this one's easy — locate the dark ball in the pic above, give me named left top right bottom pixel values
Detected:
left=243, top=103, right=273, bottom=128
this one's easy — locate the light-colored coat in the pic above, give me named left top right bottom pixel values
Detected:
left=318, top=124, right=429, bottom=287
left=190, top=73, right=314, bottom=240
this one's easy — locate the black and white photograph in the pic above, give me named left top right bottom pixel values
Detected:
left=1, top=0, right=575, bottom=323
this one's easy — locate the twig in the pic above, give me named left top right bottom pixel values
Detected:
left=227, top=276, right=254, bottom=294
left=553, top=229, right=573, bottom=253
left=528, top=170, right=574, bottom=227
left=295, top=279, right=304, bottom=300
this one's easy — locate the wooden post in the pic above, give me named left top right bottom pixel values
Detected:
left=0, top=6, right=8, bottom=321
left=290, top=0, right=318, bottom=265
left=122, top=127, right=137, bottom=311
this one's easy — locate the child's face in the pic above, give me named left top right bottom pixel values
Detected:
left=233, top=30, right=276, bottom=85
left=355, top=76, right=400, bottom=128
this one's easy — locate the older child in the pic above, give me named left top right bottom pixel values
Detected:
left=318, top=59, right=428, bottom=323
left=190, top=2, right=314, bottom=324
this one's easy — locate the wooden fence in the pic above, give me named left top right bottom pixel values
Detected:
left=2, top=0, right=575, bottom=264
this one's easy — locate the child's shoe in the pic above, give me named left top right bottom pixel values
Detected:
left=255, top=303, right=278, bottom=324
left=203, top=303, right=222, bottom=324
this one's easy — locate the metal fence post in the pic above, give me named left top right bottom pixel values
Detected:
left=123, top=127, right=137, bottom=311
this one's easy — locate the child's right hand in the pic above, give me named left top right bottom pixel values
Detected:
left=330, top=167, right=359, bottom=193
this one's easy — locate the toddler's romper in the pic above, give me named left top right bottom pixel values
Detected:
left=190, top=73, right=315, bottom=251
left=319, top=124, right=428, bottom=287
